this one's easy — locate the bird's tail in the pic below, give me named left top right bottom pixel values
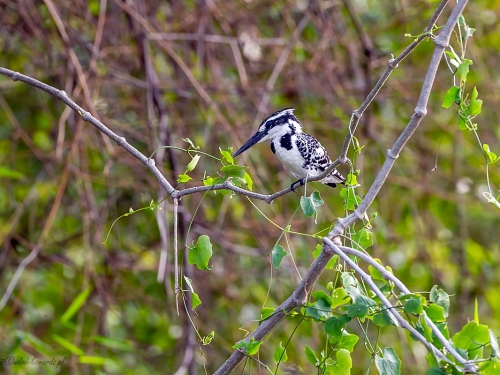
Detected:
left=324, top=169, right=346, bottom=189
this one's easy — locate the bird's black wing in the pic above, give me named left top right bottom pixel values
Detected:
left=296, top=133, right=332, bottom=172
left=296, top=133, right=346, bottom=185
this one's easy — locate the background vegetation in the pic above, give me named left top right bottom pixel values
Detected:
left=0, top=0, right=499, bottom=374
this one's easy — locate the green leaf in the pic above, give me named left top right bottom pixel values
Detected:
left=221, top=165, right=246, bottom=178
left=456, top=59, right=472, bottom=81
left=368, top=258, right=385, bottom=281
left=53, top=334, right=85, bottom=356
left=202, top=331, right=215, bottom=345
left=188, top=235, right=213, bottom=270
left=342, top=272, right=376, bottom=308
left=61, top=286, right=93, bottom=324
left=312, top=244, right=337, bottom=269
left=203, top=176, right=215, bottom=186
left=426, top=367, right=447, bottom=375
left=90, top=336, right=134, bottom=352
left=233, top=337, right=262, bottom=355
left=324, top=315, right=351, bottom=342
left=458, top=116, right=468, bottom=131
left=375, top=347, right=401, bottom=375
left=418, top=315, right=433, bottom=343
left=429, top=286, right=449, bottom=317
left=484, top=144, right=500, bottom=164
left=220, top=148, right=234, bottom=164
left=183, top=276, right=195, bottom=293
left=306, top=298, right=331, bottom=320
left=260, top=307, right=275, bottom=320
left=447, top=46, right=462, bottom=64
left=191, top=293, right=202, bottom=310
left=273, top=341, right=288, bottom=363
left=178, top=174, right=192, bottom=183
left=352, top=228, right=373, bottom=250
left=373, top=309, right=394, bottom=327
left=183, top=277, right=202, bottom=309
left=435, top=322, right=450, bottom=342
left=425, top=304, right=445, bottom=323
left=331, top=288, right=350, bottom=309
left=347, top=304, right=368, bottom=319
left=182, top=137, right=198, bottom=149
left=346, top=173, right=358, bottom=187
left=311, top=190, right=325, bottom=209
left=470, top=87, right=483, bottom=116
left=490, top=329, right=500, bottom=358
left=340, top=188, right=362, bottom=211
left=325, top=349, right=352, bottom=375
left=305, top=345, right=319, bottom=366
left=442, top=86, right=460, bottom=108
left=404, top=298, right=423, bottom=314
left=425, top=352, right=439, bottom=368
left=79, top=356, right=107, bottom=365
left=479, top=359, right=500, bottom=375
left=0, top=166, right=25, bottom=180
left=300, top=191, right=324, bottom=223
left=244, top=172, right=253, bottom=191
left=313, top=290, right=333, bottom=306
left=339, top=331, right=359, bottom=352
left=453, top=321, right=489, bottom=359
left=185, top=154, right=201, bottom=172
left=271, top=244, right=287, bottom=269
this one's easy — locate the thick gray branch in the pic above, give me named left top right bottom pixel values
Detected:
left=213, top=237, right=340, bottom=375
left=329, top=0, right=468, bottom=237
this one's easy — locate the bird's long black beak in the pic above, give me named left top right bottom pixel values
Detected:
left=233, top=132, right=264, bottom=157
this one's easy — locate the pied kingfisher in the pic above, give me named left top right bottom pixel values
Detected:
left=233, top=108, right=346, bottom=191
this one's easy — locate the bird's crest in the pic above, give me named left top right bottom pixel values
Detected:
left=258, top=107, right=302, bottom=133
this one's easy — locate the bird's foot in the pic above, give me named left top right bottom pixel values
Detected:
left=290, top=178, right=306, bottom=192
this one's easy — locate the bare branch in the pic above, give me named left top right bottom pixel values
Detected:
left=329, top=0, right=468, bottom=237
left=174, top=197, right=180, bottom=315
left=0, top=246, right=40, bottom=312
left=148, top=33, right=287, bottom=46
left=0, top=67, right=176, bottom=196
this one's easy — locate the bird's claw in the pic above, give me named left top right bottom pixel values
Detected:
left=290, top=178, right=306, bottom=192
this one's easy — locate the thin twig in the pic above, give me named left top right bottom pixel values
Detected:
left=148, top=33, right=287, bottom=46
left=0, top=246, right=40, bottom=312
left=174, top=197, right=179, bottom=315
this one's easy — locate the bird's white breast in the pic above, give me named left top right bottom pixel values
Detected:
left=272, top=135, right=309, bottom=179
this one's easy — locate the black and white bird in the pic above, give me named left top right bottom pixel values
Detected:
left=233, top=108, right=346, bottom=191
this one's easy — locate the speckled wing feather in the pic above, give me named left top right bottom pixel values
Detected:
left=296, top=133, right=346, bottom=184
left=296, top=133, right=332, bottom=172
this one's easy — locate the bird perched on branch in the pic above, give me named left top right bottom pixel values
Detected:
left=233, top=108, right=346, bottom=191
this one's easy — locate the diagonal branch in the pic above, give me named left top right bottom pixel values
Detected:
left=329, top=0, right=467, bottom=237
left=334, top=244, right=474, bottom=371
left=213, top=1, right=469, bottom=373
left=0, top=67, right=176, bottom=196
